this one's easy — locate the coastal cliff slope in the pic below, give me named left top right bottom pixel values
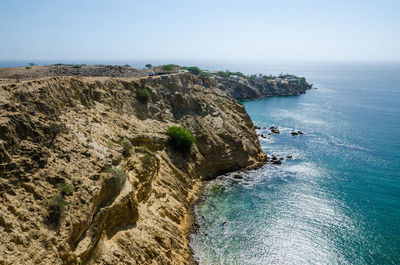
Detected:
left=0, top=73, right=265, bottom=264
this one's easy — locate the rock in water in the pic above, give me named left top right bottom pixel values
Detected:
left=271, top=128, right=280, bottom=134
left=234, top=174, right=243, bottom=179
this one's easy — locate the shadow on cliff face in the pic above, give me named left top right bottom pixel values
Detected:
left=165, top=144, right=195, bottom=176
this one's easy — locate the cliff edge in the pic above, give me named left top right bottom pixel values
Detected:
left=0, top=73, right=265, bottom=264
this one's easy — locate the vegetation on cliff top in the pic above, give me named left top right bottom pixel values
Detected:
left=178, top=64, right=307, bottom=83
left=216, top=71, right=246, bottom=78
left=161, top=64, right=178, bottom=71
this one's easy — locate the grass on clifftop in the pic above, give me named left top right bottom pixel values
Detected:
left=166, top=126, right=196, bottom=152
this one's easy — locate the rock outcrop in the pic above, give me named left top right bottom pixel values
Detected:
left=215, top=76, right=312, bottom=100
left=0, top=73, right=265, bottom=264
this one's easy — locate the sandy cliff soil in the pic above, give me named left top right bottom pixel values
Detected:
left=0, top=73, right=265, bottom=264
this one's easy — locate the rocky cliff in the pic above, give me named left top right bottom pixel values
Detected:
left=0, top=73, right=265, bottom=264
left=215, top=76, right=312, bottom=100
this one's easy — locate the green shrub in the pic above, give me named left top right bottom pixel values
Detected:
left=120, top=140, right=132, bottom=157
left=262, top=75, right=275, bottom=80
left=166, top=126, right=196, bottom=152
left=137, top=88, right=151, bottom=103
left=216, top=71, right=245, bottom=78
left=57, top=183, right=74, bottom=196
left=161, top=64, right=177, bottom=71
left=218, top=98, right=226, bottom=105
left=186, top=66, right=201, bottom=75
left=248, top=75, right=257, bottom=81
left=140, top=153, right=152, bottom=163
left=246, top=120, right=253, bottom=128
left=105, top=167, right=127, bottom=187
left=47, top=195, right=66, bottom=224
left=145, top=64, right=152, bottom=69
left=107, top=140, right=114, bottom=148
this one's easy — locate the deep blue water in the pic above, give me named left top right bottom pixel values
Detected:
left=190, top=63, right=400, bottom=264
left=2, top=60, right=399, bottom=264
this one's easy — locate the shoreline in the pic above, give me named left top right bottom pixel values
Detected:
left=186, top=162, right=267, bottom=264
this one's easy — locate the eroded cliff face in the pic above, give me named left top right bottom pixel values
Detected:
left=0, top=73, right=265, bottom=264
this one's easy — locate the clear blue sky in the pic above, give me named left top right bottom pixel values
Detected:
left=1, top=0, right=399, bottom=62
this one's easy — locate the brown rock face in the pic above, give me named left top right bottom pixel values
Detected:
left=0, top=73, right=265, bottom=264
left=215, top=76, right=312, bottom=100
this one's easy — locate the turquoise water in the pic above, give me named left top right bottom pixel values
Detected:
left=190, top=63, right=400, bottom=264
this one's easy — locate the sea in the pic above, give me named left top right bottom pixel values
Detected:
left=1, top=60, right=399, bottom=264
left=189, top=62, right=400, bottom=265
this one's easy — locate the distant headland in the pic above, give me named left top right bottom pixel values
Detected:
left=0, top=63, right=312, bottom=99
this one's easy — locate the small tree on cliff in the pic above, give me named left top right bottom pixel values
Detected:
left=166, top=126, right=196, bottom=153
left=186, top=66, right=201, bottom=75
left=145, top=64, right=152, bottom=69
left=137, top=88, right=151, bottom=103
